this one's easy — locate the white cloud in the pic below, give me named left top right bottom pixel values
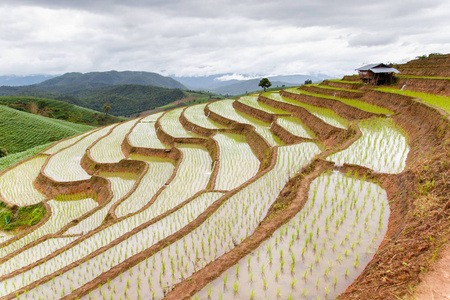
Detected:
left=0, top=0, right=449, bottom=77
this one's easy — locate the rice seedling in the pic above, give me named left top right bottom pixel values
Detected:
left=328, top=117, right=409, bottom=173
left=159, top=108, right=203, bottom=138
left=263, top=92, right=349, bottom=129
left=237, top=94, right=289, bottom=115
left=195, top=171, right=389, bottom=300
left=114, top=156, right=175, bottom=217
left=183, top=103, right=228, bottom=129
left=43, top=124, right=115, bottom=182
left=208, top=99, right=284, bottom=146
left=6, top=192, right=223, bottom=299
left=276, top=116, right=316, bottom=139
left=128, top=121, right=169, bottom=149
left=90, top=119, right=140, bottom=164
left=0, top=155, right=47, bottom=206
left=43, top=131, right=93, bottom=155
left=213, top=133, right=260, bottom=190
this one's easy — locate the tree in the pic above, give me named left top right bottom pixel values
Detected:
left=258, top=78, right=272, bottom=92
left=0, top=147, right=8, bottom=158
left=304, top=79, right=312, bottom=85
left=102, top=103, right=112, bottom=114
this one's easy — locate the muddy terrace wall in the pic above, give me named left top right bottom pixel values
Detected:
left=258, top=94, right=343, bottom=140
left=269, top=120, right=313, bottom=145
left=342, top=75, right=361, bottom=82
left=339, top=87, right=450, bottom=299
left=202, top=103, right=273, bottom=164
left=396, top=77, right=450, bottom=96
left=232, top=99, right=286, bottom=124
left=397, top=68, right=450, bottom=78
left=300, top=85, right=364, bottom=99
left=280, top=90, right=379, bottom=120
left=179, top=107, right=217, bottom=137
left=320, top=79, right=364, bottom=90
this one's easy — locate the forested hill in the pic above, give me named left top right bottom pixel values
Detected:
left=37, top=70, right=186, bottom=90
left=0, top=84, right=187, bottom=117
left=72, top=84, right=186, bottom=116
left=0, top=71, right=188, bottom=117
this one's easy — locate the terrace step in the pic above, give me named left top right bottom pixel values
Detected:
left=258, top=94, right=343, bottom=141
left=395, top=77, right=450, bottom=96
left=342, top=75, right=362, bottom=82
left=321, top=79, right=364, bottom=90
left=300, top=85, right=364, bottom=99
left=280, top=90, right=376, bottom=120
left=396, top=68, right=450, bottom=78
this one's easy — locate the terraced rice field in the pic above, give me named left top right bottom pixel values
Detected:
left=0, top=87, right=416, bottom=300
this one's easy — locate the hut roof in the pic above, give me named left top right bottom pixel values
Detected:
left=356, top=63, right=400, bottom=73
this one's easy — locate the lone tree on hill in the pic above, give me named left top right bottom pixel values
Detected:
left=102, top=103, right=112, bottom=114
left=0, top=147, right=8, bottom=158
left=259, top=78, right=272, bottom=92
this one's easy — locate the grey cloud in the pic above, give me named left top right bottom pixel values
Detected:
left=0, top=0, right=449, bottom=76
left=348, top=33, right=398, bottom=47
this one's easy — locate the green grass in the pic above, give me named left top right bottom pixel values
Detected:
left=284, top=89, right=393, bottom=115
left=326, top=79, right=363, bottom=84
left=308, top=84, right=364, bottom=93
left=0, top=96, right=125, bottom=126
left=0, top=201, right=47, bottom=231
left=395, top=75, right=450, bottom=80
left=0, top=143, right=52, bottom=172
left=0, top=105, right=94, bottom=155
left=376, top=88, right=450, bottom=113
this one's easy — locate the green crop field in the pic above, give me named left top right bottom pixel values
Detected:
left=0, top=105, right=94, bottom=156
left=0, top=96, right=125, bottom=126
left=377, top=87, right=450, bottom=113
left=0, top=75, right=447, bottom=300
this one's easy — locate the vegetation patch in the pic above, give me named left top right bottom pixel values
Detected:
left=377, top=87, right=450, bottom=113
left=0, top=202, right=47, bottom=231
left=0, top=60, right=448, bottom=300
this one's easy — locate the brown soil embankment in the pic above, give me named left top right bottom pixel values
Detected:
left=301, top=85, right=364, bottom=99
left=342, top=75, right=361, bottom=82
left=258, top=94, right=343, bottom=141
left=179, top=107, right=220, bottom=137
left=203, top=103, right=272, bottom=165
left=339, top=92, right=450, bottom=299
left=395, top=77, right=450, bottom=96
left=232, top=99, right=287, bottom=124
left=165, top=159, right=329, bottom=300
left=270, top=121, right=313, bottom=145
left=361, top=90, right=413, bottom=113
left=280, top=90, right=378, bottom=120
left=321, top=79, right=364, bottom=90
left=63, top=144, right=281, bottom=300
left=397, top=68, right=450, bottom=78
left=230, top=98, right=313, bottom=146
left=395, top=54, right=450, bottom=77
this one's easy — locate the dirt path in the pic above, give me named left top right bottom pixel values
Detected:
left=414, top=245, right=450, bottom=299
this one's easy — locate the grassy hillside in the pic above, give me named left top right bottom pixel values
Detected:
left=0, top=96, right=124, bottom=126
left=0, top=143, right=53, bottom=171
left=0, top=104, right=94, bottom=156
left=0, top=84, right=187, bottom=117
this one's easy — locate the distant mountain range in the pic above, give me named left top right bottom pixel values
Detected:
left=0, top=71, right=333, bottom=115
left=38, top=71, right=186, bottom=90
left=0, top=75, right=57, bottom=86
left=174, top=73, right=332, bottom=95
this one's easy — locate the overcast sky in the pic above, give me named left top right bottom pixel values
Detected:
left=0, top=0, right=449, bottom=78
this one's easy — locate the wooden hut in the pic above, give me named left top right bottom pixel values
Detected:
left=356, top=63, right=400, bottom=85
